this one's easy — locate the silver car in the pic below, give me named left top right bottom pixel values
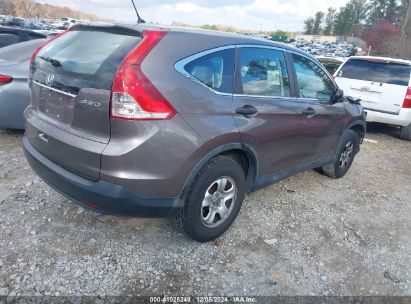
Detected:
left=0, top=39, right=45, bottom=129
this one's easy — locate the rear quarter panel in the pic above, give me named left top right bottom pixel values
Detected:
left=142, top=30, right=243, bottom=151
left=101, top=115, right=204, bottom=197
left=103, top=30, right=254, bottom=198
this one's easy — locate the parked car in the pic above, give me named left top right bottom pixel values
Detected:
left=316, top=56, right=346, bottom=75
left=0, top=39, right=46, bottom=129
left=6, top=17, right=25, bottom=27
left=0, top=26, right=47, bottom=48
left=335, top=56, right=411, bottom=140
left=23, top=24, right=366, bottom=242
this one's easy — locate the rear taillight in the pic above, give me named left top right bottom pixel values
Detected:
left=0, top=75, right=12, bottom=85
left=30, top=28, right=70, bottom=66
left=111, top=29, right=176, bottom=121
left=403, top=87, right=411, bottom=109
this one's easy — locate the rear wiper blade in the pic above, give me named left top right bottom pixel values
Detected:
left=38, top=56, right=62, bottom=67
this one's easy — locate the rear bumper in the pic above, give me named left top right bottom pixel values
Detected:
left=365, top=108, right=411, bottom=127
left=22, top=135, right=183, bottom=217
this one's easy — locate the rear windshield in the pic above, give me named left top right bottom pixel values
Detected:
left=338, top=59, right=410, bottom=86
left=35, top=30, right=141, bottom=77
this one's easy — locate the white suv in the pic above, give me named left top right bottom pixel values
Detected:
left=335, top=56, right=411, bottom=140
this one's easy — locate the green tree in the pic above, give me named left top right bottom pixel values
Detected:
left=386, top=0, right=398, bottom=21
left=312, top=11, right=324, bottom=34
left=304, top=17, right=315, bottom=34
left=334, top=0, right=367, bottom=35
left=368, top=0, right=399, bottom=24
left=323, top=7, right=336, bottom=35
left=391, top=0, right=409, bottom=27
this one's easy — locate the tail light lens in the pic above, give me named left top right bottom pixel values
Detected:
left=111, top=30, right=176, bottom=121
left=0, top=75, right=13, bottom=85
left=403, top=87, right=411, bottom=109
left=30, top=28, right=70, bottom=66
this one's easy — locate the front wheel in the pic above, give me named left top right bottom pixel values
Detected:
left=172, top=156, right=245, bottom=242
left=321, top=130, right=360, bottom=178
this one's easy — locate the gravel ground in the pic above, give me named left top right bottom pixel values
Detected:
left=0, top=123, right=410, bottom=297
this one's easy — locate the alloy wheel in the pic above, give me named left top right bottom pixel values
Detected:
left=339, top=141, right=354, bottom=168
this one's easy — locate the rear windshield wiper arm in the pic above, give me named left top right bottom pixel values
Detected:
left=38, top=56, right=62, bottom=67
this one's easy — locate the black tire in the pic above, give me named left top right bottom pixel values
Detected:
left=171, top=156, right=245, bottom=242
left=321, top=130, right=360, bottom=178
left=400, top=123, right=411, bottom=141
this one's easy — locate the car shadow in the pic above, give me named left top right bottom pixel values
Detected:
left=0, top=128, right=25, bottom=136
left=366, top=122, right=401, bottom=139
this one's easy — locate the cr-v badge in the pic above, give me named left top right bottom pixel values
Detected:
left=79, top=100, right=101, bottom=108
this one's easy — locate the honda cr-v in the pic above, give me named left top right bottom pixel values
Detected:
left=23, top=24, right=366, bottom=242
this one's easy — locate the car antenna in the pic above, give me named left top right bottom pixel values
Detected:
left=131, top=0, right=146, bottom=24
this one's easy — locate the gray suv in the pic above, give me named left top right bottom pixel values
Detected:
left=23, top=24, right=366, bottom=242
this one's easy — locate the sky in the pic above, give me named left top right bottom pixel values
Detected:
left=38, top=0, right=350, bottom=32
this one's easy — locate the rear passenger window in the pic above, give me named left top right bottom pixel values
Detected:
left=0, top=33, right=19, bottom=48
left=292, top=54, right=334, bottom=102
left=184, top=49, right=234, bottom=94
left=238, top=48, right=290, bottom=97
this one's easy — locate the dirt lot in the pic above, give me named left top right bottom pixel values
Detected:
left=0, top=124, right=410, bottom=297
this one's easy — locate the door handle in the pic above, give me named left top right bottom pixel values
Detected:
left=236, top=105, right=258, bottom=117
left=302, top=107, right=316, bottom=117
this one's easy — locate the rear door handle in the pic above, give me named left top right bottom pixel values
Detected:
left=236, top=105, right=258, bottom=117
left=302, top=107, right=316, bottom=117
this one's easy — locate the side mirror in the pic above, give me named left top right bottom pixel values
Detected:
left=332, top=88, right=344, bottom=103
left=346, top=96, right=361, bottom=104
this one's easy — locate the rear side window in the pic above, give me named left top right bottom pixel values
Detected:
left=0, top=33, right=19, bottom=48
left=338, top=59, right=411, bottom=86
left=238, top=47, right=290, bottom=97
left=36, top=30, right=141, bottom=76
left=184, top=49, right=234, bottom=94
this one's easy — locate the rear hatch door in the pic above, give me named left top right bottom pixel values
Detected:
left=27, top=25, right=142, bottom=180
left=335, top=58, right=411, bottom=114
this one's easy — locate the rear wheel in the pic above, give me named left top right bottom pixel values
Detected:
left=321, top=130, right=360, bottom=178
left=172, top=156, right=245, bottom=242
left=400, top=123, right=411, bottom=141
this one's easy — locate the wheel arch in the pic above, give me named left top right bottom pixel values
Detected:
left=348, top=121, right=366, bottom=143
left=177, top=143, right=259, bottom=200
left=331, top=120, right=366, bottom=158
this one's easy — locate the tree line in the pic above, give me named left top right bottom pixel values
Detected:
left=0, top=0, right=97, bottom=20
left=304, top=0, right=409, bottom=36
left=303, top=0, right=411, bottom=58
